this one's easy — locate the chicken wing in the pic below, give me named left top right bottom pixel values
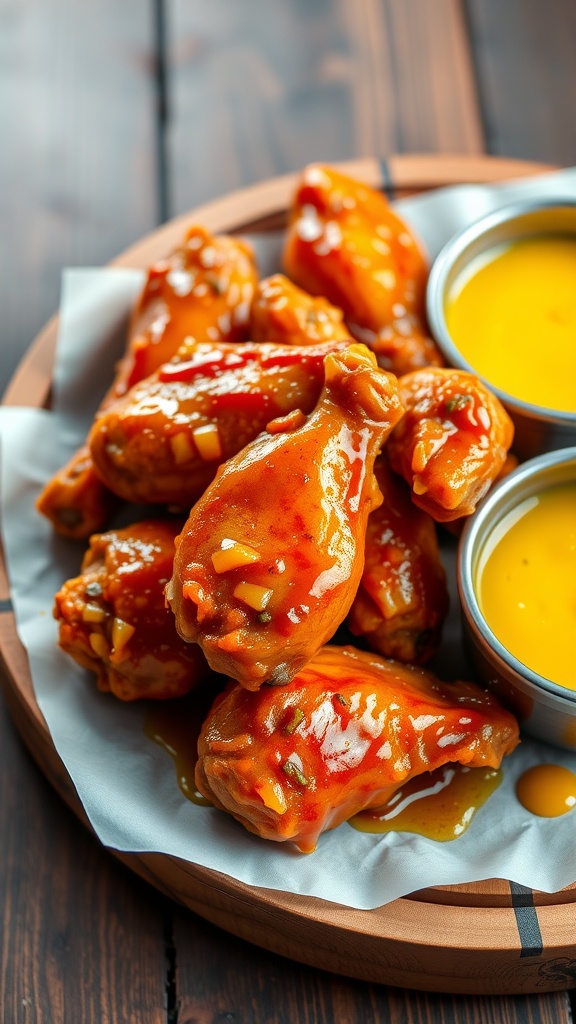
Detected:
left=37, top=227, right=258, bottom=538
left=347, top=456, right=449, bottom=663
left=54, top=520, right=211, bottom=700
left=195, top=645, right=519, bottom=852
left=116, top=226, right=258, bottom=396
left=282, top=164, right=443, bottom=375
left=387, top=368, right=514, bottom=522
left=88, top=335, right=350, bottom=508
left=166, top=344, right=404, bottom=689
left=250, top=273, right=353, bottom=347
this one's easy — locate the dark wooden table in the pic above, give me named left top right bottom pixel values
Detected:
left=2, top=2, right=576, bottom=1020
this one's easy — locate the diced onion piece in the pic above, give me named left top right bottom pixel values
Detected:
left=211, top=539, right=261, bottom=573
left=411, top=440, right=429, bottom=474
left=193, top=423, right=223, bottom=460
left=233, top=582, right=273, bottom=612
left=112, top=617, right=136, bottom=652
left=413, top=476, right=429, bottom=495
left=89, top=633, right=110, bottom=659
left=170, top=431, right=195, bottom=464
left=82, top=603, right=107, bottom=623
left=254, top=779, right=287, bottom=815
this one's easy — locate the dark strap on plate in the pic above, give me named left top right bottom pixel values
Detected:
left=509, top=881, right=544, bottom=958
left=379, top=157, right=395, bottom=201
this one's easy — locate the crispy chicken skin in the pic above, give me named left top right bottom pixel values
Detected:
left=54, top=520, right=210, bottom=700
left=250, top=274, right=353, bottom=347
left=37, top=227, right=258, bottom=538
left=195, top=645, right=520, bottom=852
left=36, top=444, right=120, bottom=540
left=115, top=226, right=258, bottom=396
left=282, top=164, right=443, bottom=375
left=166, top=344, right=404, bottom=689
left=387, top=367, right=514, bottom=523
left=88, top=335, right=350, bottom=508
left=347, top=456, right=449, bottom=663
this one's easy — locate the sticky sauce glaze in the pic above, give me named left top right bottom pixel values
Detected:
left=476, top=483, right=576, bottom=690
left=145, top=691, right=216, bottom=806
left=516, top=764, right=576, bottom=817
left=445, top=236, right=576, bottom=412
left=349, top=764, right=501, bottom=841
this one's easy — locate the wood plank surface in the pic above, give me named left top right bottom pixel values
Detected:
left=1, top=1, right=576, bottom=1022
left=464, top=0, right=576, bottom=165
left=172, top=908, right=573, bottom=1024
left=0, top=0, right=158, bottom=394
left=168, top=0, right=483, bottom=216
left=0, top=3, right=169, bottom=1022
left=0, top=706, right=167, bottom=1024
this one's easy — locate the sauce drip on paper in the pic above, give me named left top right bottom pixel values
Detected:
left=145, top=691, right=215, bottom=806
left=349, top=763, right=501, bottom=841
left=516, top=764, right=576, bottom=818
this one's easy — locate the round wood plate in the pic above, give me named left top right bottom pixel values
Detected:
left=2, top=154, right=576, bottom=996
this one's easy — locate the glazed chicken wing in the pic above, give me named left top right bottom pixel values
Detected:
left=195, top=645, right=520, bottom=852
left=54, top=520, right=211, bottom=700
left=36, top=444, right=121, bottom=539
left=88, top=335, right=349, bottom=508
left=37, top=227, right=258, bottom=538
left=282, top=164, right=443, bottom=375
left=116, top=226, right=258, bottom=395
left=166, top=344, right=404, bottom=689
left=347, top=456, right=449, bottom=663
left=387, top=368, right=514, bottom=522
left=250, top=274, right=353, bottom=347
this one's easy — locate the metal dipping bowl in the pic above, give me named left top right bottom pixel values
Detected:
left=458, top=447, right=576, bottom=750
left=427, top=199, right=576, bottom=460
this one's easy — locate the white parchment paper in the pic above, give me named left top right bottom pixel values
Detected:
left=2, top=169, right=576, bottom=910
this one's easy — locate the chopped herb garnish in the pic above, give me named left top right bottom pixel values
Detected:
left=257, top=610, right=272, bottom=624
left=446, top=394, right=473, bottom=413
left=282, top=759, right=309, bottom=787
left=284, top=708, right=305, bottom=734
left=335, top=693, right=349, bottom=707
left=85, top=581, right=103, bottom=598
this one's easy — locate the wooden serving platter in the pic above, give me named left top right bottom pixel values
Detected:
left=2, top=153, right=576, bottom=996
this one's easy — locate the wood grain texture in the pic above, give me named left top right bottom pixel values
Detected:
left=0, top=701, right=168, bottom=1024
left=0, top=0, right=157, bottom=395
left=2, top=0, right=575, bottom=1017
left=167, top=0, right=484, bottom=216
left=172, top=909, right=573, bottom=1024
left=0, top=4, right=170, bottom=1022
left=464, top=0, right=576, bottom=165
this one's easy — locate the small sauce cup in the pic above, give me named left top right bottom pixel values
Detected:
left=458, top=447, right=576, bottom=750
left=427, top=200, right=576, bottom=459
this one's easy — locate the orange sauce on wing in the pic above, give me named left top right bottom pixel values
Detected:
left=516, top=764, right=576, bottom=817
left=144, top=691, right=215, bottom=806
left=349, top=764, right=501, bottom=841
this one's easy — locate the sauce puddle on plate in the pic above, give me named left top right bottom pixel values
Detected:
left=349, top=763, right=502, bottom=841
left=516, top=763, right=576, bottom=818
left=144, top=689, right=216, bottom=806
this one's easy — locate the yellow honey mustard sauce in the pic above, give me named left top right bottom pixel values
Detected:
left=475, top=482, right=576, bottom=690
left=445, top=236, right=576, bottom=412
left=516, top=763, right=576, bottom=817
